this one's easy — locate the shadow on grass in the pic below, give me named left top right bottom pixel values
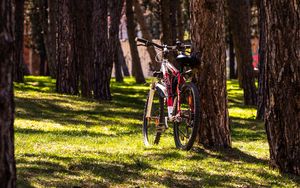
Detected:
left=15, top=95, right=144, bottom=128
left=230, top=117, right=266, bottom=142
left=16, top=151, right=267, bottom=188
left=15, top=77, right=300, bottom=187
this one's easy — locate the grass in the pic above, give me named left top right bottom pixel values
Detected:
left=14, top=76, right=300, bottom=187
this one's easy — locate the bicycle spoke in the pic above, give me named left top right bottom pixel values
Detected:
left=178, top=126, right=188, bottom=139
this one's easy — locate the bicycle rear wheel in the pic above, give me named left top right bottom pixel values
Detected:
left=173, top=83, right=200, bottom=150
left=143, top=89, right=165, bottom=146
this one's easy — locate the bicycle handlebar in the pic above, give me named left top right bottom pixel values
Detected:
left=135, top=37, right=190, bottom=51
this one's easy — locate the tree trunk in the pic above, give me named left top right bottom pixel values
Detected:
left=177, top=0, right=184, bottom=41
left=170, top=0, right=178, bottom=44
left=39, top=50, right=46, bottom=75
left=227, top=0, right=257, bottom=105
left=263, top=0, right=300, bottom=175
left=126, top=0, right=146, bottom=84
left=133, top=0, right=160, bottom=71
left=38, top=0, right=48, bottom=76
left=93, top=0, right=112, bottom=100
left=191, top=0, right=231, bottom=148
left=56, top=0, right=79, bottom=95
left=228, top=32, right=236, bottom=79
left=119, top=41, right=130, bottom=76
left=14, top=0, right=25, bottom=82
left=256, top=0, right=266, bottom=120
left=47, top=0, right=58, bottom=78
left=0, top=0, right=17, bottom=186
left=114, top=49, right=124, bottom=82
left=73, top=1, right=93, bottom=98
left=109, top=0, right=124, bottom=83
left=160, top=0, right=172, bottom=45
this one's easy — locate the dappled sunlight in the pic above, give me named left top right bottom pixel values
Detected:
left=15, top=76, right=300, bottom=187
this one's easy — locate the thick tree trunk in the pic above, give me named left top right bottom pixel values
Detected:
left=93, top=0, right=112, bottom=100
left=227, top=0, right=257, bottom=105
left=73, top=1, right=93, bottom=98
left=133, top=0, right=160, bottom=71
left=191, top=0, right=231, bottom=148
left=0, top=0, right=17, bottom=186
left=263, top=0, right=300, bottom=175
left=56, top=0, right=79, bottom=95
left=126, top=0, right=146, bottom=84
left=109, top=0, right=124, bottom=83
left=14, top=0, right=25, bottom=82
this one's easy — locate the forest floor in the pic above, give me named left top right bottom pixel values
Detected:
left=15, top=76, right=300, bottom=187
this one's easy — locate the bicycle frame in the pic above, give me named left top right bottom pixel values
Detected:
left=146, top=46, right=186, bottom=122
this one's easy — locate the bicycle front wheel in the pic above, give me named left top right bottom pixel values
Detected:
left=173, top=83, right=200, bottom=150
left=143, top=89, right=165, bottom=146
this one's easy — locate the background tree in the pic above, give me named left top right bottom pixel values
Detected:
left=262, top=0, right=300, bottom=175
left=47, top=0, right=58, bottom=78
left=227, top=0, right=257, bottom=105
left=109, top=0, right=124, bottom=83
left=29, top=0, right=48, bottom=76
left=256, top=0, right=266, bottom=120
left=126, top=0, right=146, bottom=84
left=134, top=0, right=160, bottom=71
left=73, top=1, right=93, bottom=97
left=93, top=0, right=112, bottom=100
left=191, top=0, right=231, bottom=148
left=0, top=0, right=17, bottom=186
left=56, top=0, right=79, bottom=95
left=14, top=0, right=25, bottom=82
left=160, top=0, right=172, bottom=44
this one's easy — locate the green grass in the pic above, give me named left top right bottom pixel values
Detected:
left=14, top=76, right=300, bottom=187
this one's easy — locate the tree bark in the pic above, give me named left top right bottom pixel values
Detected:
left=14, top=0, right=25, bottom=82
left=0, top=0, right=17, bottom=186
left=177, top=0, right=184, bottom=41
left=160, top=0, right=172, bottom=45
left=126, top=0, right=146, bottom=84
left=256, top=0, right=266, bottom=120
left=170, top=0, right=178, bottom=44
left=73, top=1, right=93, bottom=98
left=263, top=0, right=300, bottom=175
left=191, top=0, right=231, bottom=148
left=133, top=0, right=160, bottom=71
left=227, top=0, right=257, bottom=105
left=56, top=0, right=79, bottom=95
left=93, top=0, right=112, bottom=100
left=109, top=0, right=124, bottom=83
left=47, top=0, right=58, bottom=78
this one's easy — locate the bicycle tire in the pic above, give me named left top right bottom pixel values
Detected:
left=143, top=89, right=165, bottom=146
left=173, top=83, right=200, bottom=150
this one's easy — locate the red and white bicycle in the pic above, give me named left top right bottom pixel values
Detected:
left=136, top=37, right=200, bottom=150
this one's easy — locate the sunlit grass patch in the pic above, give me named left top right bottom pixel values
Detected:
left=15, top=76, right=300, bottom=187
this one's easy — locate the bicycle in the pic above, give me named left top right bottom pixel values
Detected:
left=136, top=37, right=200, bottom=150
